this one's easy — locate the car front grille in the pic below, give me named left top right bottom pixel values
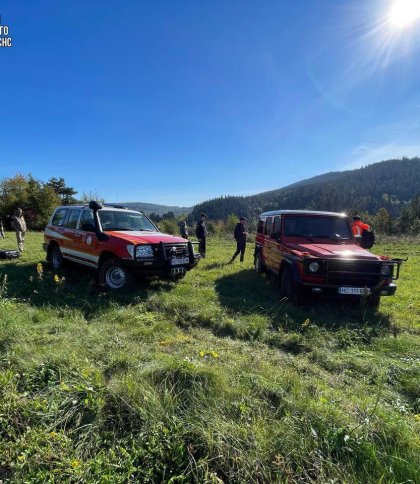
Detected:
left=163, top=243, right=189, bottom=259
left=325, top=260, right=382, bottom=287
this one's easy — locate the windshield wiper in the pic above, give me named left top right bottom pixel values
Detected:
left=104, top=228, right=133, bottom=231
left=313, top=235, right=349, bottom=243
left=287, top=233, right=314, bottom=241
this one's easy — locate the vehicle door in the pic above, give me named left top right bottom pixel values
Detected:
left=73, top=209, right=100, bottom=268
left=45, top=208, right=68, bottom=247
left=263, top=217, right=276, bottom=271
left=264, top=216, right=282, bottom=273
left=61, top=209, right=82, bottom=261
left=269, top=216, right=283, bottom=270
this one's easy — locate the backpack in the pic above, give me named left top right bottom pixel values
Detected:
left=361, top=229, right=375, bottom=249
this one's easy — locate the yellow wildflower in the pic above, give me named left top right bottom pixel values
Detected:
left=71, top=460, right=80, bottom=468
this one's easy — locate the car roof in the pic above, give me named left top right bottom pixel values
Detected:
left=260, top=209, right=347, bottom=218
left=55, top=205, right=141, bottom=213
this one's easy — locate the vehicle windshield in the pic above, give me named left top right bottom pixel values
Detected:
left=98, top=210, right=157, bottom=232
left=283, top=215, right=352, bottom=241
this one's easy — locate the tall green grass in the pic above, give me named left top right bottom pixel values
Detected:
left=0, top=233, right=419, bottom=482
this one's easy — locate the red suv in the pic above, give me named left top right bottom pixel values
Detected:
left=43, top=201, right=199, bottom=289
left=254, top=210, right=402, bottom=306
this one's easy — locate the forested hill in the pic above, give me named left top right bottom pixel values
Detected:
left=116, top=202, right=192, bottom=217
left=190, top=158, right=420, bottom=221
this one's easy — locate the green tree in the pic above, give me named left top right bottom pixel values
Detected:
left=0, top=174, right=60, bottom=229
left=47, top=177, right=78, bottom=205
left=374, top=207, right=392, bottom=234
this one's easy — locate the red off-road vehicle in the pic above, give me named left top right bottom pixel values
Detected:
left=254, top=210, right=403, bottom=306
left=44, top=201, right=199, bottom=289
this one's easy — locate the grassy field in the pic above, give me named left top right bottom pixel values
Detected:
left=0, top=232, right=419, bottom=483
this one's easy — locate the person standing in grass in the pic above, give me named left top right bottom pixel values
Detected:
left=230, top=216, right=248, bottom=263
left=179, top=220, right=188, bottom=239
left=195, top=213, right=208, bottom=258
left=0, top=217, right=5, bottom=239
left=11, top=208, right=27, bottom=252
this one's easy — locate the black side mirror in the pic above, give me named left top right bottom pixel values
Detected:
left=81, top=223, right=95, bottom=232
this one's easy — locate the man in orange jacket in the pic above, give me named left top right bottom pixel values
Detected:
left=352, top=215, right=370, bottom=237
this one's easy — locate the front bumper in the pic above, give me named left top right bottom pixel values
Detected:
left=299, top=281, right=397, bottom=297
left=119, top=253, right=200, bottom=276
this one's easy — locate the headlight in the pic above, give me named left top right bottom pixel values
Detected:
left=126, top=244, right=134, bottom=258
left=136, top=245, right=153, bottom=258
left=381, top=264, right=392, bottom=276
left=308, top=261, right=320, bottom=273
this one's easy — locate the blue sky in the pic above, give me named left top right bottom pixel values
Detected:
left=1, top=0, right=420, bottom=206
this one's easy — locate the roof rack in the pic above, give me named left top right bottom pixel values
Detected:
left=102, top=203, right=129, bottom=209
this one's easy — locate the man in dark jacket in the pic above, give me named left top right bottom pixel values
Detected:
left=195, top=213, right=208, bottom=258
left=230, top=217, right=248, bottom=263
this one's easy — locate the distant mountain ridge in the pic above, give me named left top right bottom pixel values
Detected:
left=190, top=158, right=420, bottom=221
left=115, top=201, right=192, bottom=217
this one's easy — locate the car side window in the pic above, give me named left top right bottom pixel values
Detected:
left=51, top=209, right=67, bottom=226
left=66, top=209, right=81, bottom=229
left=79, top=210, right=95, bottom=229
left=265, top=217, right=273, bottom=236
left=273, top=216, right=281, bottom=234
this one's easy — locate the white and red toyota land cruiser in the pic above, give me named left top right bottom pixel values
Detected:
left=43, top=201, right=199, bottom=289
left=254, top=210, right=403, bottom=306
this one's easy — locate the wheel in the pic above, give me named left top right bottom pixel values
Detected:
left=254, top=253, right=265, bottom=273
left=50, top=245, right=63, bottom=270
left=280, top=267, right=301, bottom=303
left=99, top=259, right=132, bottom=290
left=368, top=294, right=380, bottom=308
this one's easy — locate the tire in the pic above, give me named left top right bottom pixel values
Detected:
left=280, top=267, right=300, bottom=303
left=368, top=294, right=380, bottom=308
left=254, top=253, right=265, bottom=273
left=99, top=259, right=132, bottom=290
left=50, top=245, right=63, bottom=270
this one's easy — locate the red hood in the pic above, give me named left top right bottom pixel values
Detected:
left=107, top=231, right=187, bottom=245
left=285, top=242, right=379, bottom=260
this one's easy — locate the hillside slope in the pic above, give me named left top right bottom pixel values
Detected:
left=191, top=158, right=420, bottom=220
left=114, top=202, right=192, bottom=217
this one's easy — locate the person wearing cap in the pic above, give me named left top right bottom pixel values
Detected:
left=230, top=216, right=248, bottom=263
left=351, top=215, right=370, bottom=237
left=195, top=213, right=208, bottom=258
left=10, top=208, right=27, bottom=252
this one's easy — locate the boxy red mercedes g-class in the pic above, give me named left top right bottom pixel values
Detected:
left=43, top=201, right=200, bottom=289
left=254, top=210, right=403, bottom=306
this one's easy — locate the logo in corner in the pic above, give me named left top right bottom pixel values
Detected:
left=0, top=14, right=12, bottom=48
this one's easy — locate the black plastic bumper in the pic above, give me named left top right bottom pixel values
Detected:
left=118, top=254, right=200, bottom=277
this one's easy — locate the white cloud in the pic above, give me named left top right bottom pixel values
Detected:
left=342, top=142, right=420, bottom=170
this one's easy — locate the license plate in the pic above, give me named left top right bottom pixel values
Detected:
left=170, top=257, right=189, bottom=266
left=171, top=267, right=186, bottom=275
left=338, top=287, right=370, bottom=295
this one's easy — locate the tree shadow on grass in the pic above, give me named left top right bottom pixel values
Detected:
left=0, top=259, right=174, bottom=319
left=215, top=269, right=392, bottom=332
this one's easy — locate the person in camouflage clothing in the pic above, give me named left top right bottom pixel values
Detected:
left=11, top=208, right=27, bottom=252
left=0, top=217, right=5, bottom=239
